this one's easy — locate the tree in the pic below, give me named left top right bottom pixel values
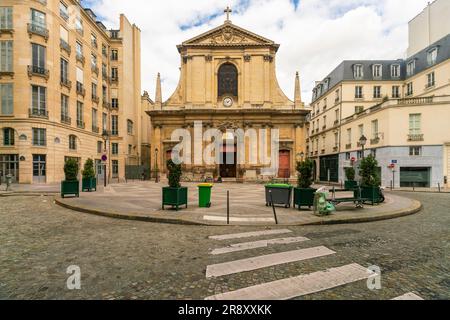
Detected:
left=82, top=158, right=95, bottom=179
left=167, top=159, right=182, bottom=188
left=359, top=155, right=381, bottom=187
left=296, top=159, right=314, bottom=189
left=64, top=159, right=79, bottom=181
left=345, top=167, right=356, bottom=181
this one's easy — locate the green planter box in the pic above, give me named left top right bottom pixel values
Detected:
left=162, top=187, right=188, bottom=211
left=82, top=177, right=97, bottom=192
left=61, top=180, right=79, bottom=198
left=355, top=186, right=383, bottom=205
left=198, top=184, right=213, bottom=208
left=344, top=180, right=358, bottom=190
left=294, top=188, right=317, bottom=210
left=265, top=184, right=293, bottom=208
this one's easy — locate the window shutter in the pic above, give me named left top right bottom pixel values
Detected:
left=60, top=26, right=68, bottom=42
left=76, top=67, right=84, bottom=84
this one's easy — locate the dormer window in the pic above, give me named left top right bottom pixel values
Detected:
left=407, top=60, right=415, bottom=77
left=372, top=64, right=382, bottom=78
left=391, top=64, right=400, bottom=78
left=324, top=78, right=330, bottom=90
left=353, top=64, right=364, bottom=79
left=427, top=47, right=438, bottom=66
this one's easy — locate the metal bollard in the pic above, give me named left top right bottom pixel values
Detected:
left=438, top=183, right=441, bottom=193
left=269, top=190, right=278, bottom=225
left=227, top=190, right=230, bottom=225
left=5, top=174, right=12, bottom=192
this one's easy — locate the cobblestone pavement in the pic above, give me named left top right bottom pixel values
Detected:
left=0, top=192, right=448, bottom=300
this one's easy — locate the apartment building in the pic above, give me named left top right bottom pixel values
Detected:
left=307, top=34, right=450, bottom=188
left=0, top=0, right=146, bottom=184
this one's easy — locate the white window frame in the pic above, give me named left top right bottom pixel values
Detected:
left=409, top=114, right=421, bottom=135
left=372, top=64, right=382, bottom=78
left=427, top=48, right=438, bottom=65
left=0, top=7, right=13, bottom=30
left=391, top=64, right=400, bottom=78
left=353, top=64, right=364, bottom=79
left=407, top=60, right=415, bottom=76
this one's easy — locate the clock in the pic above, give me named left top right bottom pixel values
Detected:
left=223, top=97, right=234, bottom=107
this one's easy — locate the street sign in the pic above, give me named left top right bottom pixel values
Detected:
left=101, top=154, right=108, bottom=162
left=391, top=160, right=398, bottom=164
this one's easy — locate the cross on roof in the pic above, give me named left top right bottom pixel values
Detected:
left=224, top=6, right=232, bottom=21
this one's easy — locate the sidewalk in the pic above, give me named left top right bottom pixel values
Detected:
left=55, top=182, right=422, bottom=226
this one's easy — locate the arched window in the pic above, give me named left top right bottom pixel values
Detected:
left=3, top=128, right=15, bottom=146
left=69, top=135, right=77, bottom=150
left=218, top=63, right=238, bottom=97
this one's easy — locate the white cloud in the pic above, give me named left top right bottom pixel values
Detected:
left=87, top=0, right=431, bottom=103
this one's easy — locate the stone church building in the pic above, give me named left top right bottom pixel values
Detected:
left=142, top=12, right=308, bottom=181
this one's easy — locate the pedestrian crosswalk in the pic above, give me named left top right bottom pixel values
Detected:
left=392, top=292, right=424, bottom=300
left=206, top=246, right=335, bottom=278
left=204, top=229, right=425, bottom=300
left=210, top=236, right=310, bottom=255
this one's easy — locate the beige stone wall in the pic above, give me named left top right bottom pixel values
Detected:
left=0, top=0, right=142, bottom=183
left=307, top=59, right=450, bottom=158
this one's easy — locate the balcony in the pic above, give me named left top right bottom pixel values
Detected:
left=408, top=134, right=424, bottom=142
left=92, top=126, right=100, bottom=133
left=102, top=101, right=111, bottom=109
left=371, top=137, right=380, bottom=145
left=92, top=95, right=100, bottom=104
left=334, top=120, right=339, bottom=126
left=425, top=82, right=435, bottom=89
left=28, top=65, right=49, bottom=80
left=110, top=76, right=119, bottom=84
left=76, top=82, right=85, bottom=97
left=345, top=143, right=352, bottom=150
left=91, top=65, right=99, bottom=75
left=60, top=39, right=71, bottom=55
left=0, top=25, right=14, bottom=34
left=29, top=108, right=48, bottom=119
left=111, top=131, right=119, bottom=137
left=61, top=114, right=71, bottom=125
left=333, top=146, right=338, bottom=152
left=77, top=120, right=85, bottom=129
left=76, top=28, right=84, bottom=36
left=76, top=53, right=85, bottom=65
left=60, top=78, right=72, bottom=89
left=60, top=10, right=69, bottom=21
left=27, top=23, right=49, bottom=41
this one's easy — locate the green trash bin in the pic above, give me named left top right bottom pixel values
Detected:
left=198, top=183, right=213, bottom=208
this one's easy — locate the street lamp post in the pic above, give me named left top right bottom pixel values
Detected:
left=155, top=148, right=159, bottom=183
left=359, top=135, right=367, bottom=160
left=102, top=130, right=110, bottom=187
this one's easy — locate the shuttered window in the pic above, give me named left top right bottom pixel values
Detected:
left=0, top=83, right=13, bottom=115
left=0, top=40, right=13, bottom=72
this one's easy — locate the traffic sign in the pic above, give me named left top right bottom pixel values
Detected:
left=391, top=160, right=398, bottom=164
left=101, top=154, right=108, bottom=162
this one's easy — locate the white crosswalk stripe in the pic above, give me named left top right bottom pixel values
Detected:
left=204, top=215, right=275, bottom=223
left=209, top=229, right=292, bottom=241
left=210, top=236, right=310, bottom=255
left=392, top=292, right=424, bottom=300
left=206, top=246, right=335, bottom=278
left=206, top=263, right=374, bottom=300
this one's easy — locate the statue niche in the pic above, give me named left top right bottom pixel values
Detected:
left=218, top=63, right=238, bottom=98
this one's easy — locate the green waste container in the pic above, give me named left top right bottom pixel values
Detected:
left=198, top=183, right=213, bottom=208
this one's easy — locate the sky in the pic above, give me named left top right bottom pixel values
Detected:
left=82, top=0, right=431, bottom=104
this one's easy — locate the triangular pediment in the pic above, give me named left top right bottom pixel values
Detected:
left=181, top=22, right=278, bottom=48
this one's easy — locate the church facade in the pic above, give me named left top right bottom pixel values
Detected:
left=143, top=14, right=308, bottom=182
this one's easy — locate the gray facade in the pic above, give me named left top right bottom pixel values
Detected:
left=338, top=146, right=444, bottom=188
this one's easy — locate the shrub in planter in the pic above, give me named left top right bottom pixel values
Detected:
left=359, top=155, right=382, bottom=205
left=82, top=158, right=97, bottom=192
left=344, top=167, right=358, bottom=190
left=294, top=159, right=317, bottom=210
left=61, top=158, right=79, bottom=198
left=162, top=159, right=188, bottom=211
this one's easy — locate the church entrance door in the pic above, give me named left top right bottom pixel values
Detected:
left=278, top=150, right=291, bottom=178
left=220, top=144, right=237, bottom=178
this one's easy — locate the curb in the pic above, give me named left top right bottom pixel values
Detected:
left=0, top=192, right=59, bottom=197
left=301, top=201, right=423, bottom=226
left=55, top=197, right=423, bottom=227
